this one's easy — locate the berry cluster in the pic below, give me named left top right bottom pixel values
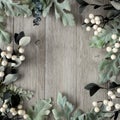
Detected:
left=84, top=14, right=103, bottom=36
left=106, top=34, right=120, bottom=60
left=0, top=100, right=28, bottom=119
left=0, top=45, right=25, bottom=78
left=92, top=87, right=120, bottom=113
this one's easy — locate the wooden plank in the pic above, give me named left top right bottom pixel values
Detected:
left=45, top=0, right=77, bottom=105
left=13, top=17, right=46, bottom=103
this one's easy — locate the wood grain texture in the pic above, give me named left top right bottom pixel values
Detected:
left=6, top=0, right=109, bottom=117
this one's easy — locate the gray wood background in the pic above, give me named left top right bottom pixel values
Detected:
left=6, top=0, right=108, bottom=115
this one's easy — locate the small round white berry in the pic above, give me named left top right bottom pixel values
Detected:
left=4, top=99, right=8, bottom=103
left=7, top=46, right=13, bottom=52
left=106, top=47, right=112, bottom=52
left=92, top=101, right=98, bottom=107
left=108, top=91, right=113, bottom=96
left=1, top=51, right=6, bottom=57
left=96, top=20, right=101, bottom=25
left=84, top=18, right=89, bottom=24
left=1, top=60, right=8, bottom=66
left=0, top=107, right=5, bottom=113
left=12, top=111, right=17, bottom=116
left=21, top=110, right=26, bottom=115
left=94, top=31, right=98, bottom=36
left=12, top=55, right=17, bottom=60
left=97, top=27, right=102, bottom=32
left=111, top=94, right=116, bottom=99
left=19, top=47, right=25, bottom=53
left=20, top=55, right=25, bottom=61
left=117, top=88, right=120, bottom=93
left=108, top=101, right=114, bottom=107
left=10, top=108, right=16, bottom=113
left=119, top=37, right=120, bottom=41
left=103, top=100, right=108, bottom=105
left=115, top=43, right=120, bottom=48
left=111, top=54, right=116, bottom=60
left=18, top=110, right=23, bottom=115
left=2, top=104, right=8, bottom=109
left=112, top=48, right=118, bottom=53
left=94, top=107, right=100, bottom=113
left=0, top=71, right=4, bottom=77
left=115, top=104, right=120, bottom=110
left=95, top=16, right=100, bottom=21
left=112, top=34, right=117, bottom=40
left=89, top=14, right=94, bottom=19
left=106, top=106, right=111, bottom=111
left=6, top=53, right=12, bottom=59
left=86, top=26, right=91, bottom=31
left=24, top=14, right=27, bottom=18
left=23, top=114, right=29, bottom=119
left=91, top=19, right=95, bottom=24
left=17, top=105, right=23, bottom=109
left=93, top=25, right=98, bottom=30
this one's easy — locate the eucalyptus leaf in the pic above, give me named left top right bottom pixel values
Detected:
left=19, top=36, right=31, bottom=46
left=3, top=74, right=18, bottom=85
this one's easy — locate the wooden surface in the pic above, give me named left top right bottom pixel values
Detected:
left=7, top=0, right=108, bottom=114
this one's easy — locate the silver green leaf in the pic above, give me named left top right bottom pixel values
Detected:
left=3, top=74, right=18, bottom=85
left=19, top=36, right=31, bottom=46
left=42, top=0, right=75, bottom=26
left=110, top=1, right=120, bottom=10
left=27, top=99, right=52, bottom=120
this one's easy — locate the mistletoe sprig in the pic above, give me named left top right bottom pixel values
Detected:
left=77, top=0, right=120, bottom=84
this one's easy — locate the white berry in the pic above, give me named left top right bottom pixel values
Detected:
left=106, top=106, right=111, bottom=111
left=12, top=55, right=17, bottom=60
left=93, top=25, right=98, bottom=30
left=20, top=55, right=25, bottom=61
left=94, top=107, right=100, bottom=113
left=19, top=47, right=25, bottom=53
left=96, top=20, right=101, bottom=25
left=119, top=37, right=120, bottom=41
left=108, top=101, right=114, bottom=107
left=6, top=53, right=12, bottom=59
left=106, top=47, right=112, bottom=52
left=86, top=26, right=91, bottom=31
left=1, top=51, right=6, bottom=57
left=115, top=43, right=120, bottom=48
left=2, top=104, right=8, bottom=109
left=112, top=34, right=117, bottom=40
left=12, top=111, right=17, bottom=116
left=0, top=107, right=5, bottom=113
left=10, top=108, right=16, bottom=113
left=91, top=19, right=95, bottom=24
left=89, top=14, right=94, bottom=19
left=23, top=114, right=29, bottom=119
left=1, top=60, right=8, bottom=66
left=18, top=105, right=23, bottom=109
left=18, top=110, right=23, bottom=115
left=94, top=31, right=98, bottom=36
left=111, top=54, right=116, bottom=60
left=111, top=94, right=116, bottom=99
left=112, top=48, right=118, bottom=53
left=97, top=27, right=102, bottom=32
left=7, top=46, right=13, bottom=52
left=103, top=100, right=108, bottom=105
left=84, top=18, right=89, bottom=24
left=108, top=91, right=113, bottom=96
left=0, top=71, right=4, bottom=77
left=95, top=16, right=100, bottom=21
left=117, top=88, right=120, bottom=93
left=92, top=101, right=98, bottom=107
left=115, top=104, right=120, bottom=110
